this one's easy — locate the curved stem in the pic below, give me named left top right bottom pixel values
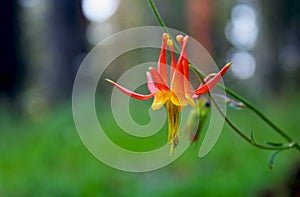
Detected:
left=190, top=65, right=300, bottom=152
left=209, top=93, right=295, bottom=150
left=148, top=0, right=300, bottom=152
left=222, top=85, right=300, bottom=151
left=219, top=85, right=292, bottom=141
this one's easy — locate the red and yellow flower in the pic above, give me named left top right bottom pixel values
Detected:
left=106, top=33, right=231, bottom=154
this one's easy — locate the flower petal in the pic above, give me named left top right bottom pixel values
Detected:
left=167, top=39, right=177, bottom=82
left=170, top=36, right=190, bottom=107
left=203, top=73, right=217, bottom=83
left=182, top=36, right=191, bottom=92
left=185, top=92, right=196, bottom=106
left=175, top=36, right=188, bottom=77
left=176, top=35, right=184, bottom=48
left=151, top=91, right=170, bottom=110
left=106, top=79, right=154, bottom=100
left=192, top=73, right=217, bottom=99
left=146, top=71, right=156, bottom=94
left=193, top=62, right=232, bottom=95
left=170, top=69, right=187, bottom=106
left=157, top=33, right=169, bottom=85
left=149, top=67, right=169, bottom=91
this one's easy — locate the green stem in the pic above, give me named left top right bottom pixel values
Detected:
left=147, top=0, right=181, bottom=53
left=222, top=85, right=300, bottom=151
left=190, top=65, right=300, bottom=152
left=147, top=0, right=169, bottom=34
left=221, top=85, right=290, bottom=141
left=209, top=92, right=295, bottom=150
left=148, top=0, right=300, bottom=152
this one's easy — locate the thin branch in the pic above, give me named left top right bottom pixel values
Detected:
left=147, top=0, right=169, bottom=34
left=148, top=0, right=300, bottom=152
left=190, top=65, right=300, bottom=151
left=210, top=94, right=296, bottom=150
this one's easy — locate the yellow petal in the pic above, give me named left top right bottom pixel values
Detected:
left=185, top=92, right=195, bottom=106
left=151, top=91, right=170, bottom=110
left=170, top=91, right=187, bottom=107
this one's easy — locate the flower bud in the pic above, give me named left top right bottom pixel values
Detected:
left=185, top=97, right=210, bottom=143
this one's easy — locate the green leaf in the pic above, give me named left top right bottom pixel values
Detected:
left=269, top=150, right=281, bottom=170
left=265, top=141, right=284, bottom=147
left=250, top=130, right=256, bottom=143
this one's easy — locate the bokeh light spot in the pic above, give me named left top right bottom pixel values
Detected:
left=230, top=51, right=256, bottom=80
left=82, top=0, right=120, bottom=22
left=225, top=4, right=258, bottom=50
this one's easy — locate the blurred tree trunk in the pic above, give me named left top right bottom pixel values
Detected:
left=0, top=0, right=24, bottom=103
left=46, top=0, right=87, bottom=102
left=259, top=1, right=284, bottom=94
left=260, top=0, right=300, bottom=94
left=185, top=0, right=214, bottom=54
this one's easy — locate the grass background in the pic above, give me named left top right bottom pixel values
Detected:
left=0, top=94, right=299, bottom=196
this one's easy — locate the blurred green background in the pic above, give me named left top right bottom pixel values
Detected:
left=1, top=0, right=300, bottom=196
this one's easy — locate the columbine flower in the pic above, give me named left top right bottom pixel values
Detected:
left=106, top=33, right=231, bottom=154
